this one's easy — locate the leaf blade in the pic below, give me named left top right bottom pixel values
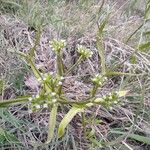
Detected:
left=58, top=107, right=83, bottom=138
left=46, top=105, right=58, bottom=143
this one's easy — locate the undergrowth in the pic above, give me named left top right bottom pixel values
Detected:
left=0, top=0, right=150, bottom=150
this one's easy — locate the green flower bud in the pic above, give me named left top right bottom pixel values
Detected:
left=77, top=45, right=93, bottom=59
left=50, top=39, right=66, bottom=54
left=91, top=74, right=107, bottom=86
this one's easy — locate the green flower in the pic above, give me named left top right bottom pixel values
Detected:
left=77, top=45, right=93, bottom=59
left=91, top=74, right=107, bottom=86
left=94, top=92, right=119, bottom=107
left=50, top=39, right=66, bottom=54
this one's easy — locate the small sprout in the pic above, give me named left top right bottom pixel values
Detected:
left=52, top=99, right=57, bottom=103
left=77, top=45, right=93, bottom=59
left=28, top=97, right=33, bottom=102
left=35, top=105, right=41, bottom=109
left=43, top=103, right=48, bottom=108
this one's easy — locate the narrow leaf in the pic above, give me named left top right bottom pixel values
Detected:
left=46, top=105, right=58, bottom=143
left=111, top=130, right=150, bottom=145
left=0, top=97, right=29, bottom=108
left=98, top=14, right=109, bottom=36
left=58, top=107, right=84, bottom=138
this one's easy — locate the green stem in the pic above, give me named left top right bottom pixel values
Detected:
left=65, top=56, right=83, bottom=75
left=57, top=53, right=64, bottom=76
left=29, top=29, right=42, bottom=57
left=56, top=53, right=64, bottom=96
left=91, top=85, right=99, bottom=98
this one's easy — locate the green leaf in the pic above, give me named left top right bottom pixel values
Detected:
left=110, top=130, right=150, bottom=145
left=58, top=107, right=84, bottom=138
left=46, top=105, right=58, bottom=143
left=0, top=97, right=29, bottom=108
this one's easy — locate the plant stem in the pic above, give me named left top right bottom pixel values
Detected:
left=56, top=53, right=64, bottom=96
left=91, top=85, right=98, bottom=98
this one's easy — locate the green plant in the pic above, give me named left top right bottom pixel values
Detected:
left=0, top=35, right=129, bottom=145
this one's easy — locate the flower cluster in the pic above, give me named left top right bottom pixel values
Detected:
left=28, top=91, right=58, bottom=113
left=94, top=92, right=119, bottom=108
left=28, top=73, right=65, bottom=113
left=50, top=39, right=66, bottom=54
left=91, top=74, right=107, bottom=86
left=77, top=45, right=93, bottom=59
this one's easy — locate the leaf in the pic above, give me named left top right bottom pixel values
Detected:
left=46, top=105, right=58, bottom=143
left=58, top=107, right=84, bottom=138
left=0, top=97, right=29, bottom=108
left=110, top=130, right=150, bottom=145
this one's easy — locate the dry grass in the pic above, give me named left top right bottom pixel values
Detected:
left=0, top=0, right=150, bottom=149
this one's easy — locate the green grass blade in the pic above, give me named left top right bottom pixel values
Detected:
left=110, top=130, right=150, bottom=145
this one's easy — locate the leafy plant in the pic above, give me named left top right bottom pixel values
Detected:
left=0, top=34, right=129, bottom=145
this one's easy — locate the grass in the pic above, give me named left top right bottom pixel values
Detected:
left=0, top=0, right=150, bottom=149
